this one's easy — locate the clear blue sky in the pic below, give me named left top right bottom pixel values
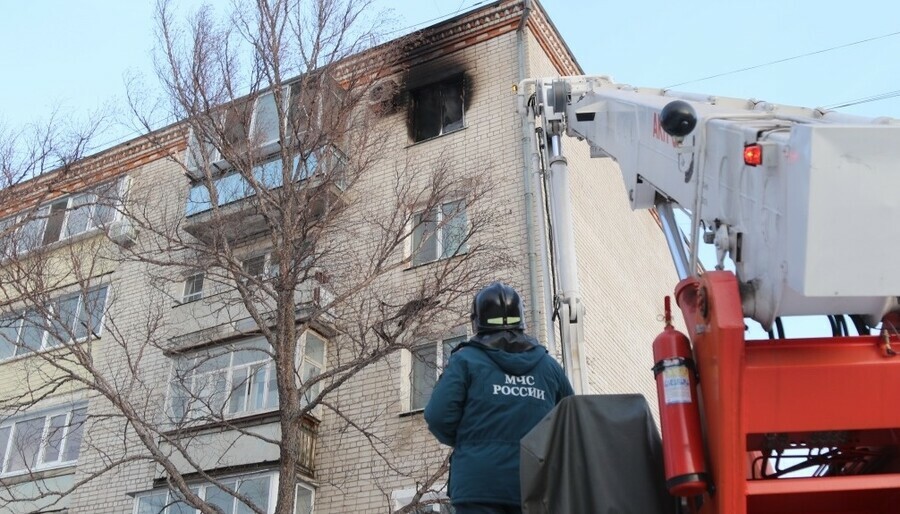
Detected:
left=3, top=0, right=899, bottom=135
left=2, top=0, right=896, bottom=337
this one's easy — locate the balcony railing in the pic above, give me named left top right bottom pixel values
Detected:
left=169, top=276, right=333, bottom=349
left=157, top=413, right=320, bottom=479
left=183, top=149, right=347, bottom=244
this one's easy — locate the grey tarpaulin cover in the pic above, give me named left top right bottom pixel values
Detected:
left=520, top=394, right=677, bottom=514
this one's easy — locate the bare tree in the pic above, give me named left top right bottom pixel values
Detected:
left=0, top=0, right=513, bottom=513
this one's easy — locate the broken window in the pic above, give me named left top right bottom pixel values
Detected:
left=411, top=75, right=465, bottom=142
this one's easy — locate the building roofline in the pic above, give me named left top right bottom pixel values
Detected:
left=2, top=0, right=581, bottom=216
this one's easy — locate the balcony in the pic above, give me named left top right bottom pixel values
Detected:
left=157, top=413, right=319, bottom=479
left=169, top=275, right=333, bottom=349
left=183, top=150, right=347, bottom=244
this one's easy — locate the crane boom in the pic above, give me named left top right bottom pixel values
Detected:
left=521, top=75, right=900, bottom=332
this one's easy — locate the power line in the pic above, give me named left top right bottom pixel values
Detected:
left=665, top=30, right=900, bottom=89
left=825, top=90, right=900, bottom=110
left=383, top=1, right=488, bottom=37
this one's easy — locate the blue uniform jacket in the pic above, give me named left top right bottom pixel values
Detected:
left=424, top=330, right=574, bottom=506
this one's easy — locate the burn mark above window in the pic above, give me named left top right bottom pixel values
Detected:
left=411, top=74, right=465, bottom=142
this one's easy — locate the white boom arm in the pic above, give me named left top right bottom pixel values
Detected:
left=520, top=76, right=900, bottom=386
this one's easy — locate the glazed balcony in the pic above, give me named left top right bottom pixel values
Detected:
left=183, top=148, right=347, bottom=244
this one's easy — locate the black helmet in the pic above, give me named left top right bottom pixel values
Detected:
left=471, top=282, right=526, bottom=334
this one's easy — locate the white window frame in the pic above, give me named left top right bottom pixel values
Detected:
left=182, top=273, right=205, bottom=303
left=404, top=334, right=466, bottom=412
left=249, top=89, right=288, bottom=154
left=409, top=200, right=468, bottom=267
left=185, top=88, right=293, bottom=177
left=0, top=404, right=88, bottom=478
left=168, top=331, right=327, bottom=423
left=0, top=178, right=127, bottom=256
left=391, top=484, right=453, bottom=513
left=133, top=471, right=315, bottom=514
left=0, top=285, right=109, bottom=361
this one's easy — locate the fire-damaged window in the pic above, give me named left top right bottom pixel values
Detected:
left=411, top=75, right=465, bottom=142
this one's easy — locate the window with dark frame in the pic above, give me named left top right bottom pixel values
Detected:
left=411, top=75, right=465, bottom=142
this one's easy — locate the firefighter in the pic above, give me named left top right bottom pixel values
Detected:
left=425, top=282, right=574, bottom=513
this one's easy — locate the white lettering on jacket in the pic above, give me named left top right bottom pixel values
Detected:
left=494, top=374, right=545, bottom=400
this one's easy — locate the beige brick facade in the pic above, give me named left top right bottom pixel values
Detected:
left=0, top=1, right=679, bottom=512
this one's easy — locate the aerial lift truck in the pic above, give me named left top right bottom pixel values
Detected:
left=519, top=75, right=900, bottom=514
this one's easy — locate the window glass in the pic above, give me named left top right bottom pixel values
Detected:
left=295, top=153, right=315, bottom=181
left=42, top=200, right=68, bottom=246
left=62, top=407, right=87, bottom=462
left=79, top=285, right=108, bottom=339
left=231, top=339, right=270, bottom=366
left=228, top=369, right=250, bottom=414
left=41, top=414, right=68, bottom=463
left=300, top=333, right=326, bottom=406
left=295, top=485, right=314, bottom=514
left=413, top=84, right=443, bottom=141
left=48, top=295, right=79, bottom=346
left=174, top=333, right=324, bottom=420
left=187, top=184, right=213, bottom=216
left=235, top=475, right=270, bottom=514
left=0, top=286, right=107, bottom=360
left=215, top=172, right=251, bottom=207
left=168, top=489, right=198, bottom=514
left=64, top=194, right=92, bottom=238
left=0, top=317, right=20, bottom=359
left=441, top=201, right=468, bottom=258
left=183, top=274, right=204, bottom=303
left=412, top=76, right=464, bottom=142
left=265, top=364, right=278, bottom=409
left=411, top=344, right=437, bottom=411
left=206, top=479, right=238, bottom=514
left=253, top=92, right=281, bottom=145
left=136, top=475, right=289, bottom=514
left=252, top=158, right=284, bottom=190
left=18, top=208, right=47, bottom=253
left=443, top=336, right=466, bottom=369
left=0, top=217, right=15, bottom=258
left=0, top=426, right=10, bottom=473
left=248, top=365, right=268, bottom=411
left=412, top=201, right=466, bottom=266
left=186, top=128, right=220, bottom=170
left=7, top=417, right=45, bottom=472
left=412, top=209, right=438, bottom=266
left=440, top=80, right=464, bottom=134
left=411, top=337, right=464, bottom=410
left=223, top=103, right=252, bottom=149
left=93, top=181, right=119, bottom=227
left=305, top=333, right=326, bottom=364
left=242, top=255, right=267, bottom=278
left=136, top=491, right=168, bottom=514
left=19, top=309, right=46, bottom=355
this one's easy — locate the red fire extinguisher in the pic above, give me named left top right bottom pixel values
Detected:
left=652, top=297, right=709, bottom=497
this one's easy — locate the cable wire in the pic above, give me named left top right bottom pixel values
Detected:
left=825, top=89, right=900, bottom=110
left=665, top=30, right=900, bottom=89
